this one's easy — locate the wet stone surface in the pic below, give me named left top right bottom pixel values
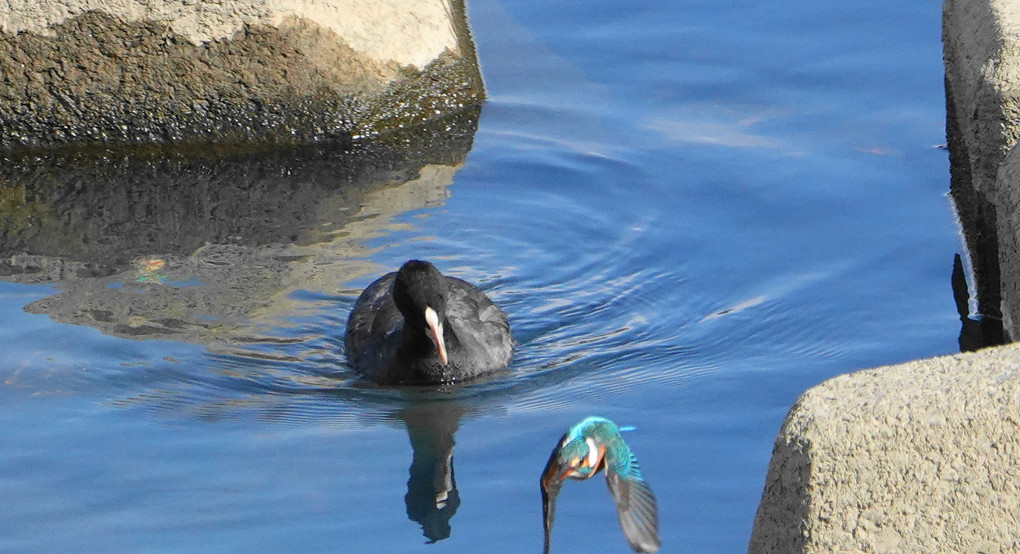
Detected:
left=0, top=9, right=483, bottom=151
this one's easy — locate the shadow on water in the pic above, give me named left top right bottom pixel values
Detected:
left=0, top=107, right=481, bottom=345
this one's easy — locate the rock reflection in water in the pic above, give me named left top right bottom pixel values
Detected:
left=952, top=253, right=1004, bottom=351
left=0, top=107, right=480, bottom=343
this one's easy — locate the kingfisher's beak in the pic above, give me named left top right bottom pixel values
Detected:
left=424, top=306, right=448, bottom=365
left=541, top=460, right=563, bottom=492
left=541, top=454, right=571, bottom=492
left=541, top=441, right=574, bottom=554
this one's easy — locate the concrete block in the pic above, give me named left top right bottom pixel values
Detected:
left=944, top=0, right=1020, bottom=339
left=749, top=345, right=1020, bottom=553
left=0, top=0, right=483, bottom=151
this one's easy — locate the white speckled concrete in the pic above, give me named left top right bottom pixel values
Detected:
left=0, top=0, right=457, bottom=68
left=750, top=344, right=1020, bottom=553
left=0, top=0, right=481, bottom=150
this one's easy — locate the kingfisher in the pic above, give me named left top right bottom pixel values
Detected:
left=540, top=416, right=660, bottom=553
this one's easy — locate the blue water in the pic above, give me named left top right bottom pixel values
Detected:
left=0, top=0, right=958, bottom=552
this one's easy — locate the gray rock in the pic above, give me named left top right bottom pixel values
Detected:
left=944, top=0, right=1020, bottom=340
left=749, top=345, right=1020, bottom=553
left=0, top=0, right=483, bottom=151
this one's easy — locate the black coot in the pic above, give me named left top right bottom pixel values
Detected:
left=345, top=260, right=514, bottom=385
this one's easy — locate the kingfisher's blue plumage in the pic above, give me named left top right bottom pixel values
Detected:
left=540, top=416, right=660, bottom=553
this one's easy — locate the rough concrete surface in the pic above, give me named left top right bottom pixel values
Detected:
left=0, top=0, right=483, bottom=151
left=0, top=0, right=457, bottom=68
left=749, top=345, right=1020, bottom=553
left=944, top=0, right=1020, bottom=339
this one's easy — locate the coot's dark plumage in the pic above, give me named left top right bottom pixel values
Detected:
left=345, top=260, right=513, bottom=385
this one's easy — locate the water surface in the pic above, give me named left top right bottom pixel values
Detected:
left=0, top=0, right=959, bottom=552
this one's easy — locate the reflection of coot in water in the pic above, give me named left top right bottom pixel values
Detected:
left=345, top=260, right=514, bottom=385
left=396, top=401, right=467, bottom=543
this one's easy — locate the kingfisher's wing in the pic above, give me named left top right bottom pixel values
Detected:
left=605, top=451, right=660, bottom=553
